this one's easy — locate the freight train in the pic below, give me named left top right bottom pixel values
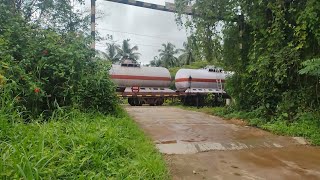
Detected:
left=109, top=59, right=230, bottom=106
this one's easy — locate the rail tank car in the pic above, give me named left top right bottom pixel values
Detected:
left=109, top=59, right=174, bottom=106
left=109, top=60, right=171, bottom=89
left=175, top=66, right=226, bottom=92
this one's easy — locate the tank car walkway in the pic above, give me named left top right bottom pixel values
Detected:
left=125, top=106, right=320, bottom=180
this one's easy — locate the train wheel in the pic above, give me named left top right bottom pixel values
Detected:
left=148, top=98, right=156, bottom=106
left=133, top=98, right=142, bottom=106
left=185, top=96, right=193, bottom=106
left=128, top=98, right=135, bottom=106
left=182, top=96, right=189, bottom=106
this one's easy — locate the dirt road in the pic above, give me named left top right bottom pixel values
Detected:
left=125, top=106, right=320, bottom=180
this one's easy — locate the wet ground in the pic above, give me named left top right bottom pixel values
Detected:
left=125, top=106, right=320, bottom=180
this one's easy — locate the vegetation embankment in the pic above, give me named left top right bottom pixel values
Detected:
left=0, top=1, right=168, bottom=179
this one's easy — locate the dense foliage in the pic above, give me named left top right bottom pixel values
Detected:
left=0, top=1, right=118, bottom=119
left=175, top=0, right=320, bottom=121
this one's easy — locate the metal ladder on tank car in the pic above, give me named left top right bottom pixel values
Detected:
left=215, top=79, right=224, bottom=106
left=217, top=79, right=223, bottom=92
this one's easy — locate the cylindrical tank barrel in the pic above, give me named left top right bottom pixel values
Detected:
left=175, top=68, right=226, bottom=92
left=109, top=65, right=171, bottom=87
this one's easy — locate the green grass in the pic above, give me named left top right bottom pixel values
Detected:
left=182, top=106, right=320, bottom=145
left=0, top=110, right=169, bottom=179
left=261, top=114, right=320, bottom=145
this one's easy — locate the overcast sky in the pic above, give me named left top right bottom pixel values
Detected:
left=83, top=0, right=188, bottom=64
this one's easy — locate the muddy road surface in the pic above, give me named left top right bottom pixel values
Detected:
left=125, top=106, right=320, bottom=180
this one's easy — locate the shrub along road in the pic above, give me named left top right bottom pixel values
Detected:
left=126, top=106, right=320, bottom=180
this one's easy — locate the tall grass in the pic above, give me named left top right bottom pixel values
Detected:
left=0, top=109, right=169, bottom=179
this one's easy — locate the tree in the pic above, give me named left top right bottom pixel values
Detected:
left=150, top=56, right=162, bottom=67
left=158, top=42, right=180, bottom=68
left=105, top=42, right=121, bottom=63
left=3, top=0, right=90, bottom=33
left=300, top=58, right=320, bottom=77
left=175, top=0, right=320, bottom=118
left=178, top=42, right=195, bottom=65
left=116, top=39, right=140, bottom=62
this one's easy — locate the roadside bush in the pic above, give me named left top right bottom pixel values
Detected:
left=77, top=60, right=118, bottom=114
left=0, top=4, right=118, bottom=120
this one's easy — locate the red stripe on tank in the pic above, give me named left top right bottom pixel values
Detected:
left=111, top=75, right=171, bottom=81
left=175, top=78, right=225, bottom=83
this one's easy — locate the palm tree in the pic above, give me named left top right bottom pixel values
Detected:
left=105, top=42, right=121, bottom=63
left=116, top=39, right=141, bottom=62
left=178, top=42, right=195, bottom=65
left=150, top=56, right=162, bottom=67
left=158, top=43, right=180, bottom=68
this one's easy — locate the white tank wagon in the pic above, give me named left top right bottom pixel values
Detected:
left=175, top=66, right=227, bottom=92
left=175, top=66, right=229, bottom=106
left=109, top=60, right=175, bottom=106
left=110, top=65, right=171, bottom=88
